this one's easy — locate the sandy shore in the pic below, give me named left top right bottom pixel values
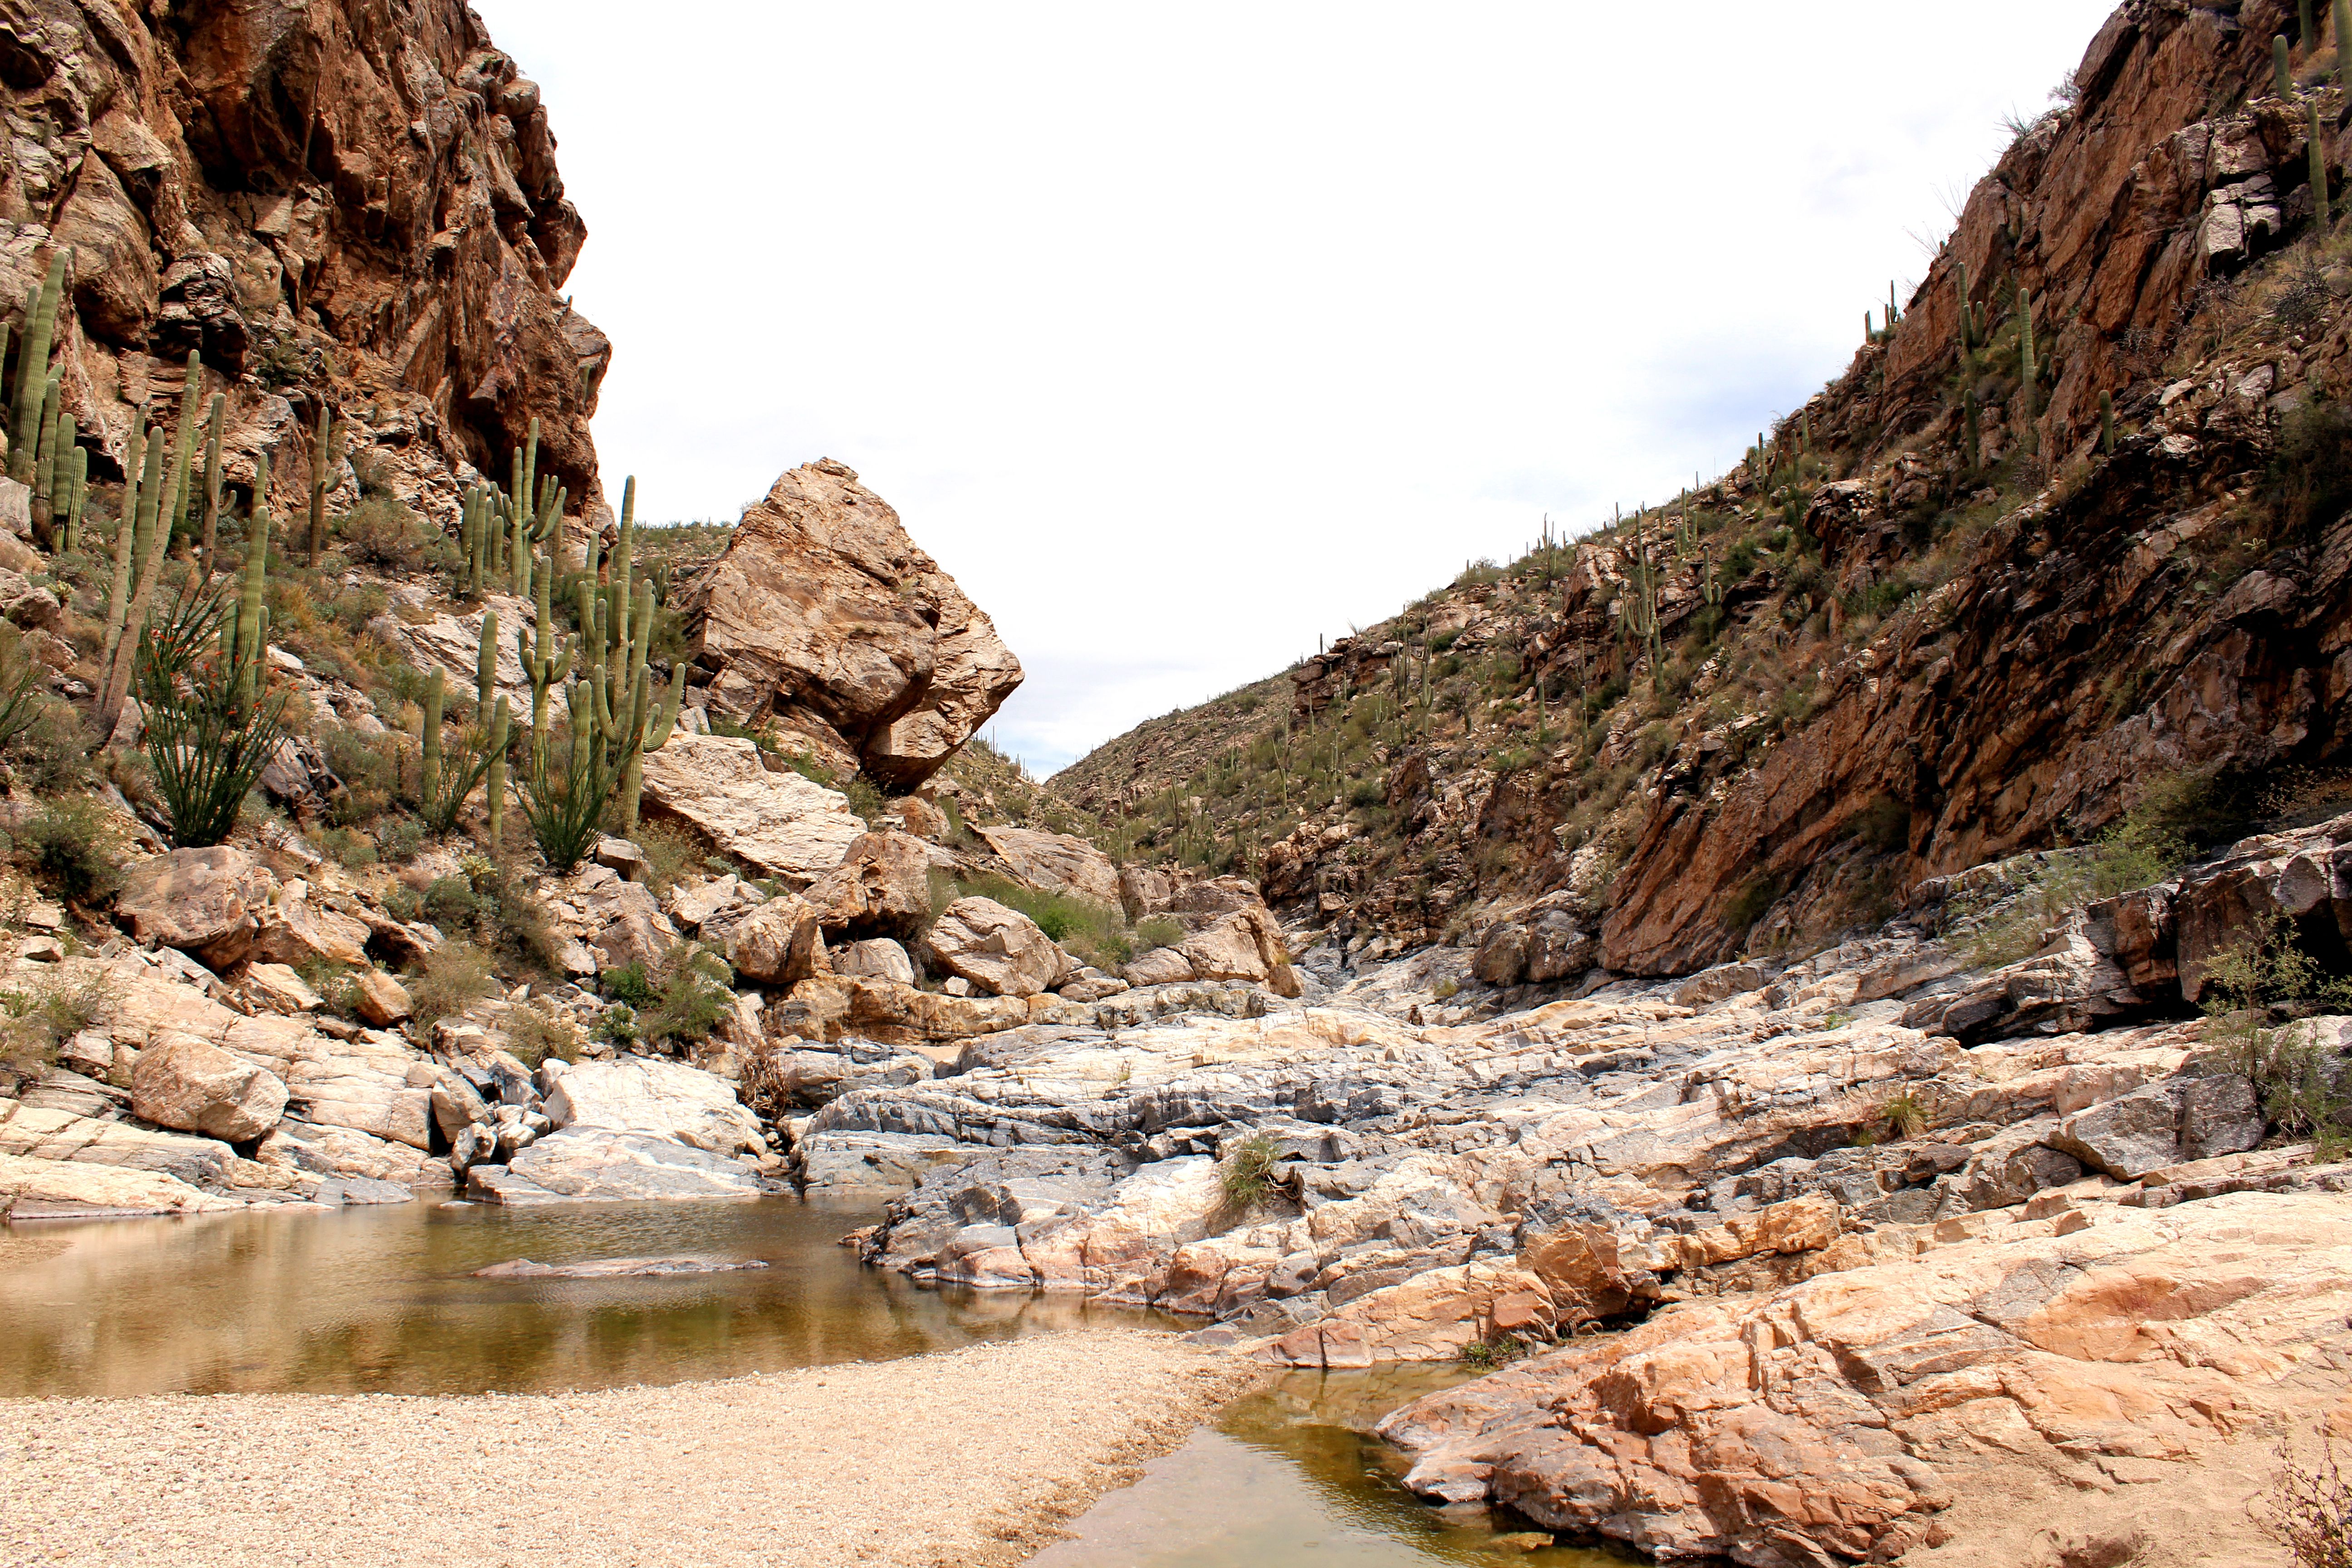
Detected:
left=0, top=1329, right=1262, bottom=1568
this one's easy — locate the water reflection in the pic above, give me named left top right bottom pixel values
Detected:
left=0, top=1196, right=1167, bottom=1397
left=1032, top=1366, right=1645, bottom=1568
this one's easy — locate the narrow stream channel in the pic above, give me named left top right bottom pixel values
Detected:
left=1, top=1198, right=1632, bottom=1564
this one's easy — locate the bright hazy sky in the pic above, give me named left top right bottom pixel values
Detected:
left=479, top=0, right=2119, bottom=775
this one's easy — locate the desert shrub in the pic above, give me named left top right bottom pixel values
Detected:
left=1879, top=1090, right=1929, bottom=1140
left=605, top=944, right=733, bottom=1048
left=1135, top=916, right=1184, bottom=951
left=407, top=941, right=496, bottom=1033
left=336, top=495, right=434, bottom=569
left=503, top=1000, right=583, bottom=1068
left=632, top=819, right=703, bottom=896
left=1432, top=977, right=1461, bottom=1000
left=2267, top=1438, right=2352, bottom=1568
left=10, top=703, right=92, bottom=791
left=594, top=1002, right=641, bottom=1051
left=312, top=826, right=378, bottom=869
left=2270, top=398, right=2352, bottom=539
left=2200, top=915, right=2352, bottom=1156
left=934, top=871, right=1130, bottom=969
left=20, top=796, right=124, bottom=903
left=378, top=817, right=426, bottom=864
left=0, top=973, right=103, bottom=1085
left=1220, top=1132, right=1282, bottom=1207
left=316, top=723, right=399, bottom=828
left=843, top=772, right=887, bottom=824
left=1853, top=794, right=1911, bottom=854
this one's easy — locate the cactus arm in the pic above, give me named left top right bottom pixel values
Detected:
left=304, top=403, right=332, bottom=568
left=9, top=253, right=65, bottom=484
left=197, top=395, right=224, bottom=577
left=477, top=609, right=499, bottom=714
left=2018, top=290, right=2038, bottom=455
left=486, top=695, right=510, bottom=851
left=62, top=441, right=85, bottom=554
left=238, top=453, right=273, bottom=711
left=99, top=423, right=152, bottom=674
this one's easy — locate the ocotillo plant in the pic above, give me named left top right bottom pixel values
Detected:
left=2100, top=390, right=2116, bottom=455
left=2279, top=34, right=2297, bottom=98
left=8, top=252, right=64, bottom=485
left=99, top=353, right=205, bottom=738
left=2017, top=290, right=2039, bottom=457
left=304, top=402, right=335, bottom=568
left=2313, top=101, right=2334, bottom=230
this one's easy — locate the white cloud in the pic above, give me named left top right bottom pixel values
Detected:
left=479, top=0, right=2118, bottom=773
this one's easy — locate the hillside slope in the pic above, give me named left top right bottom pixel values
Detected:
left=1057, top=0, right=2352, bottom=979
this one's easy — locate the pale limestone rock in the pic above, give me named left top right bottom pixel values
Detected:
left=115, top=847, right=276, bottom=970
left=1177, top=906, right=1303, bottom=998
left=803, top=831, right=931, bottom=936
left=131, top=1034, right=289, bottom=1142
left=0, top=1150, right=240, bottom=1217
left=921, top=897, right=1070, bottom=998
left=726, top=893, right=827, bottom=987
left=471, top=1128, right=764, bottom=1202
left=249, top=883, right=372, bottom=969
left=351, top=970, right=412, bottom=1026
left=541, top=1056, right=765, bottom=1155
left=241, top=962, right=323, bottom=1014
left=255, top=1119, right=437, bottom=1188
left=637, top=732, right=867, bottom=882
left=975, top=825, right=1121, bottom=906
left=834, top=937, right=916, bottom=985
left=1122, top=946, right=1197, bottom=986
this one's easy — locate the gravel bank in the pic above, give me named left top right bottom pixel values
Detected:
left=0, top=1329, right=1261, bottom=1568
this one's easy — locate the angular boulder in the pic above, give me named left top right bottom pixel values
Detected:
left=470, top=1129, right=765, bottom=1203
left=636, top=732, right=869, bottom=882
left=676, top=458, right=1023, bottom=789
left=115, top=847, right=276, bottom=970
left=250, top=885, right=372, bottom=969
left=352, top=970, right=412, bottom=1027
left=1177, top=906, right=1303, bottom=998
left=975, top=825, right=1122, bottom=906
left=834, top=937, right=916, bottom=985
left=921, top=897, right=1068, bottom=998
left=804, top=831, right=932, bottom=936
left=541, top=1056, right=766, bottom=1155
left=1123, top=947, right=1197, bottom=986
left=727, top=893, right=828, bottom=986
left=131, top=1034, right=288, bottom=1142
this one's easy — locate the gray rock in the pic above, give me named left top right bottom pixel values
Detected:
left=309, top=1176, right=414, bottom=1206
left=2179, top=1073, right=2266, bottom=1163
left=472, top=1129, right=766, bottom=1202
left=2050, top=1082, right=2186, bottom=1180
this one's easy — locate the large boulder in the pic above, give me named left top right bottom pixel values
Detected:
left=675, top=459, right=1023, bottom=789
left=1177, top=906, right=1303, bottom=998
left=975, top=826, right=1122, bottom=906
left=921, top=897, right=1069, bottom=998
left=834, top=937, right=916, bottom=985
left=541, top=1056, right=765, bottom=1155
left=636, top=733, right=869, bottom=883
left=115, top=847, right=276, bottom=970
left=804, top=831, right=932, bottom=936
left=249, top=883, right=372, bottom=969
left=727, top=893, right=828, bottom=987
left=470, top=1129, right=765, bottom=1203
left=131, top=1034, right=288, bottom=1142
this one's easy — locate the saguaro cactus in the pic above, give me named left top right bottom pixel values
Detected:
left=2279, top=34, right=2297, bottom=98
left=196, top=396, right=225, bottom=575
left=420, top=667, right=446, bottom=806
left=98, top=353, right=205, bottom=737
left=1964, top=387, right=1982, bottom=476
left=305, top=402, right=335, bottom=568
left=2306, top=0, right=2319, bottom=46
left=223, top=453, right=273, bottom=714
left=2338, top=0, right=2351, bottom=85
left=8, top=252, right=65, bottom=485
left=516, top=519, right=576, bottom=758
left=2100, top=390, right=2116, bottom=455
left=2313, top=100, right=2335, bottom=230
left=100, top=426, right=157, bottom=676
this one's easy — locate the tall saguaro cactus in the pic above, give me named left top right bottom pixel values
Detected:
left=304, top=402, right=335, bottom=567
left=196, top=397, right=225, bottom=575
left=2338, top=0, right=2351, bottom=86
left=2279, top=34, right=2297, bottom=98
left=8, top=252, right=65, bottom=485
left=2017, top=290, right=2040, bottom=457
left=98, top=353, right=205, bottom=737
left=2313, top=100, right=2335, bottom=231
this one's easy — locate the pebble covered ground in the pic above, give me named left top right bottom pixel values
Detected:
left=0, top=1329, right=1261, bottom=1568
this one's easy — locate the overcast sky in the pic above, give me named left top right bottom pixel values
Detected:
left=478, top=0, right=2118, bottom=776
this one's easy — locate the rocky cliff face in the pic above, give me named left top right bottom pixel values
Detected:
left=0, top=0, right=603, bottom=520
left=1059, top=0, right=2352, bottom=986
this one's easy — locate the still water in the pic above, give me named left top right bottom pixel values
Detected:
left=1, top=1197, right=1638, bottom=1564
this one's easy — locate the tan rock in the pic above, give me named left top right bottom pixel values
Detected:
left=542, top=1057, right=764, bottom=1156
left=249, top=884, right=373, bottom=969
left=1122, top=947, right=1197, bottom=986
left=834, top=937, right=916, bottom=985
left=115, top=847, right=276, bottom=970
left=1177, top=905, right=1303, bottom=998
left=0, top=1151, right=239, bottom=1217
left=783, top=974, right=1029, bottom=1043
left=804, top=831, right=932, bottom=936
left=637, top=732, right=868, bottom=882
left=131, top=1034, right=289, bottom=1142
left=676, top=459, right=1022, bottom=790
left=727, top=894, right=828, bottom=987
left=241, top=962, right=323, bottom=1014
left=352, top=970, right=412, bottom=1027
left=975, top=825, right=1122, bottom=906
left=895, top=797, right=951, bottom=841
left=921, top=897, right=1067, bottom=998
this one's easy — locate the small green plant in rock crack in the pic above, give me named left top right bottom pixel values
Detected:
left=1220, top=1132, right=1285, bottom=1208
left=1879, top=1089, right=1929, bottom=1140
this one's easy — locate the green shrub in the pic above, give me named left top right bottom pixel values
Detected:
left=336, top=495, right=435, bottom=569
left=407, top=941, right=496, bottom=1033
left=1853, top=795, right=1911, bottom=853
left=1220, top=1132, right=1283, bottom=1207
left=632, top=820, right=703, bottom=896
left=1135, top=916, right=1184, bottom=951
left=843, top=772, right=887, bottom=823
left=1723, top=872, right=1784, bottom=934
left=932, top=871, right=1129, bottom=969
left=0, top=972, right=102, bottom=1085
left=503, top=1000, right=583, bottom=1068
left=20, top=796, right=124, bottom=903
left=604, top=945, right=734, bottom=1047
left=602, top=962, right=658, bottom=1009
left=9, top=704, right=92, bottom=791
left=594, top=1002, right=641, bottom=1050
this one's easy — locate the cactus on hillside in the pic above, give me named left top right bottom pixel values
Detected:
left=2100, top=390, right=2116, bottom=455
left=2305, top=0, right=2319, bottom=46
left=196, top=397, right=225, bottom=575
left=55, top=438, right=85, bottom=554
left=2279, top=34, right=2297, bottom=98
left=421, top=666, right=446, bottom=806
left=2339, top=0, right=2351, bottom=85
left=99, top=353, right=206, bottom=736
left=1963, top=387, right=1982, bottom=476
left=8, top=252, right=65, bottom=485
left=304, top=402, right=335, bottom=568
left=222, top=453, right=273, bottom=713
left=29, top=372, right=58, bottom=536
left=2313, top=100, right=2334, bottom=231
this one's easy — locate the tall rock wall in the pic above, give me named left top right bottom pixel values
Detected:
left=0, top=0, right=603, bottom=522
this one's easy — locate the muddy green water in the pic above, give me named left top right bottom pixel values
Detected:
left=1, top=1197, right=1636, bottom=1564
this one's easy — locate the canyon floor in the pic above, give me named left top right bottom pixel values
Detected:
left=0, top=1329, right=1257, bottom=1568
